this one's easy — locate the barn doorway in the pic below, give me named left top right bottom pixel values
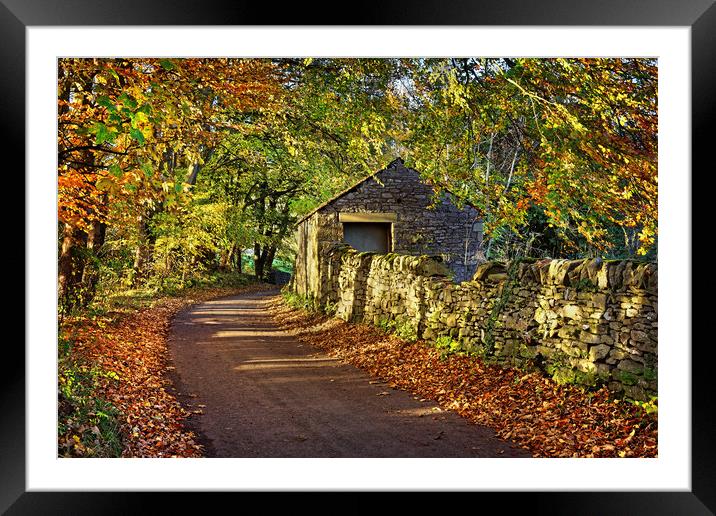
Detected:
left=342, top=222, right=392, bottom=254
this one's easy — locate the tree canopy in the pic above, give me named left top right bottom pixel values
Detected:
left=57, top=57, right=658, bottom=312
left=401, top=58, right=657, bottom=258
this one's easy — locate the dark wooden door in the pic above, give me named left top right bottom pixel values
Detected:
left=343, top=222, right=391, bottom=253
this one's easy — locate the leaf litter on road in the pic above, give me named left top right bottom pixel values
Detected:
left=58, top=283, right=271, bottom=458
left=270, top=298, right=658, bottom=459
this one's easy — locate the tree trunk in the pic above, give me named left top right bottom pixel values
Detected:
left=186, top=147, right=215, bottom=186
left=132, top=215, right=153, bottom=286
left=224, top=244, right=236, bottom=272
left=78, top=219, right=106, bottom=306
left=228, top=244, right=237, bottom=272
left=219, top=243, right=237, bottom=272
left=253, top=243, right=275, bottom=280
left=253, top=243, right=264, bottom=280
left=264, top=245, right=277, bottom=281
left=187, top=162, right=201, bottom=186
left=58, top=224, right=87, bottom=311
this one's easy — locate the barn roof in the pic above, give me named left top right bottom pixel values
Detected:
left=294, top=157, right=406, bottom=226
left=294, top=157, right=478, bottom=226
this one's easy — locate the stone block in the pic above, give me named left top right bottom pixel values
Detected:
left=557, top=326, right=579, bottom=339
left=622, top=384, right=647, bottom=400
left=443, top=289, right=453, bottom=303
left=597, top=266, right=610, bottom=289
left=589, top=344, right=611, bottom=361
left=574, top=359, right=597, bottom=373
left=617, top=359, right=643, bottom=374
left=562, top=305, right=583, bottom=319
left=608, top=380, right=625, bottom=392
left=579, top=331, right=603, bottom=345
left=487, top=272, right=508, bottom=282
left=473, top=261, right=507, bottom=282
left=558, top=288, right=572, bottom=301
left=634, top=339, right=657, bottom=354
left=561, top=340, right=588, bottom=357
left=630, top=330, right=650, bottom=343
left=591, top=293, right=608, bottom=310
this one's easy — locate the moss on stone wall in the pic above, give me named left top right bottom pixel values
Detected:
left=295, top=246, right=658, bottom=400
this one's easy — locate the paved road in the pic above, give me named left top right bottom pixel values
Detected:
left=167, top=289, right=531, bottom=458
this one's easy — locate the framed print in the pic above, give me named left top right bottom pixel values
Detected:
left=8, top=0, right=714, bottom=512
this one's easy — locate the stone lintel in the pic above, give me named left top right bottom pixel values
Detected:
left=339, top=212, right=398, bottom=223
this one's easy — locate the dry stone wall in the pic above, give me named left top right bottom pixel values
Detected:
left=327, top=164, right=482, bottom=282
left=303, top=244, right=658, bottom=400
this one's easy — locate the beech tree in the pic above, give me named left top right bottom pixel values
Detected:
left=195, top=58, right=403, bottom=280
left=399, top=58, right=657, bottom=259
left=57, top=58, right=284, bottom=309
left=57, top=57, right=658, bottom=312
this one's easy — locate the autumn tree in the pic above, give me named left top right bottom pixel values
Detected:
left=57, top=58, right=284, bottom=309
left=58, top=57, right=657, bottom=312
left=193, top=58, right=405, bottom=280
left=400, top=58, right=657, bottom=259
left=197, top=132, right=301, bottom=280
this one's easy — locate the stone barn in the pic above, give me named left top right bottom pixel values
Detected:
left=292, top=158, right=483, bottom=299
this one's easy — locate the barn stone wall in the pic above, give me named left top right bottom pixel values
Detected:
left=298, top=243, right=658, bottom=400
left=293, top=159, right=483, bottom=291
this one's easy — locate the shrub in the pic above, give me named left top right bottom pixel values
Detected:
left=282, top=290, right=319, bottom=311
left=434, top=335, right=465, bottom=359
left=58, top=335, right=123, bottom=457
left=375, top=316, right=418, bottom=342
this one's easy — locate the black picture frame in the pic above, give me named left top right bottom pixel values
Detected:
left=8, top=0, right=713, bottom=512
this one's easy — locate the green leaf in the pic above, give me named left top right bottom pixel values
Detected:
left=109, top=164, right=123, bottom=178
left=108, top=68, right=121, bottom=86
left=91, top=122, right=114, bottom=145
left=130, top=128, right=145, bottom=145
left=141, top=163, right=153, bottom=178
left=136, top=103, right=153, bottom=115
left=159, top=59, right=176, bottom=71
left=118, top=93, right=138, bottom=110
left=96, top=96, right=116, bottom=112
left=175, top=182, right=183, bottom=193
